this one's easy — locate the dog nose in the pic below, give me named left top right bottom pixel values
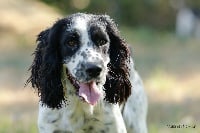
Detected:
left=85, top=63, right=102, bottom=78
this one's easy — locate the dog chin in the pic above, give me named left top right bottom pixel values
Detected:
left=81, top=101, right=95, bottom=115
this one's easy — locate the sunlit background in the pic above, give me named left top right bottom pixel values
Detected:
left=0, top=0, right=200, bottom=132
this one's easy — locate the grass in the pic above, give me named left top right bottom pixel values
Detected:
left=120, top=27, right=200, bottom=133
left=0, top=116, right=37, bottom=133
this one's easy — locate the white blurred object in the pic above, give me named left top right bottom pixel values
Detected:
left=176, top=7, right=200, bottom=38
left=176, top=8, right=195, bottom=37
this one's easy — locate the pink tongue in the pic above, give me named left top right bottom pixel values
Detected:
left=79, top=81, right=101, bottom=105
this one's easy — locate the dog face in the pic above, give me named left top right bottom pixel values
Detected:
left=27, top=13, right=131, bottom=108
left=61, top=15, right=111, bottom=105
left=61, top=15, right=110, bottom=84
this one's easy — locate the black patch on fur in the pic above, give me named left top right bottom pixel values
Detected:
left=99, top=15, right=132, bottom=104
left=27, top=18, right=70, bottom=109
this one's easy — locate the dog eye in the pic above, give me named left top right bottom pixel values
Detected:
left=90, top=26, right=108, bottom=46
left=67, top=40, right=78, bottom=47
left=96, top=39, right=107, bottom=46
left=65, top=32, right=80, bottom=47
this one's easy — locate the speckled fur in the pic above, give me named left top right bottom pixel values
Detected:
left=27, top=13, right=148, bottom=133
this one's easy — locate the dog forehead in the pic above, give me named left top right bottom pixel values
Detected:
left=70, top=14, right=104, bottom=32
left=71, top=15, right=89, bottom=32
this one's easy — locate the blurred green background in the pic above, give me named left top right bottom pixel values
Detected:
left=0, top=0, right=200, bottom=132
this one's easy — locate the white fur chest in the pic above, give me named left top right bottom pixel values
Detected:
left=38, top=96, right=127, bottom=133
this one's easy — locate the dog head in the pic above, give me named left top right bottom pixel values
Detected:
left=27, top=13, right=131, bottom=108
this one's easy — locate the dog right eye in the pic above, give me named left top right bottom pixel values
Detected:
left=67, top=39, right=79, bottom=47
left=65, top=32, right=80, bottom=47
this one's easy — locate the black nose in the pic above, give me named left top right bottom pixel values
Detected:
left=85, top=63, right=102, bottom=78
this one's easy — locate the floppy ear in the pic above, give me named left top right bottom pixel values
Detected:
left=101, top=15, right=132, bottom=104
left=27, top=19, right=66, bottom=108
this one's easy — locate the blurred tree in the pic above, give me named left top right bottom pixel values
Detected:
left=39, top=0, right=200, bottom=30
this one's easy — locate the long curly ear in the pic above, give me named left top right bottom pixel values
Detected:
left=101, top=15, right=132, bottom=104
left=27, top=19, right=66, bottom=108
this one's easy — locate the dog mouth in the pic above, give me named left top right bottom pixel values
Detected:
left=78, top=81, right=102, bottom=106
left=66, top=71, right=102, bottom=106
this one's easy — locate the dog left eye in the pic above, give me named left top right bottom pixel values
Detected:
left=96, top=39, right=107, bottom=46
left=90, top=26, right=108, bottom=46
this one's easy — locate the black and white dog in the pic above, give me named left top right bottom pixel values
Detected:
left=27, top=13, right=148, bottom=133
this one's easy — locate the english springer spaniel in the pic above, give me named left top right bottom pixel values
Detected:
left=27, top=13, right=148, bottom=133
